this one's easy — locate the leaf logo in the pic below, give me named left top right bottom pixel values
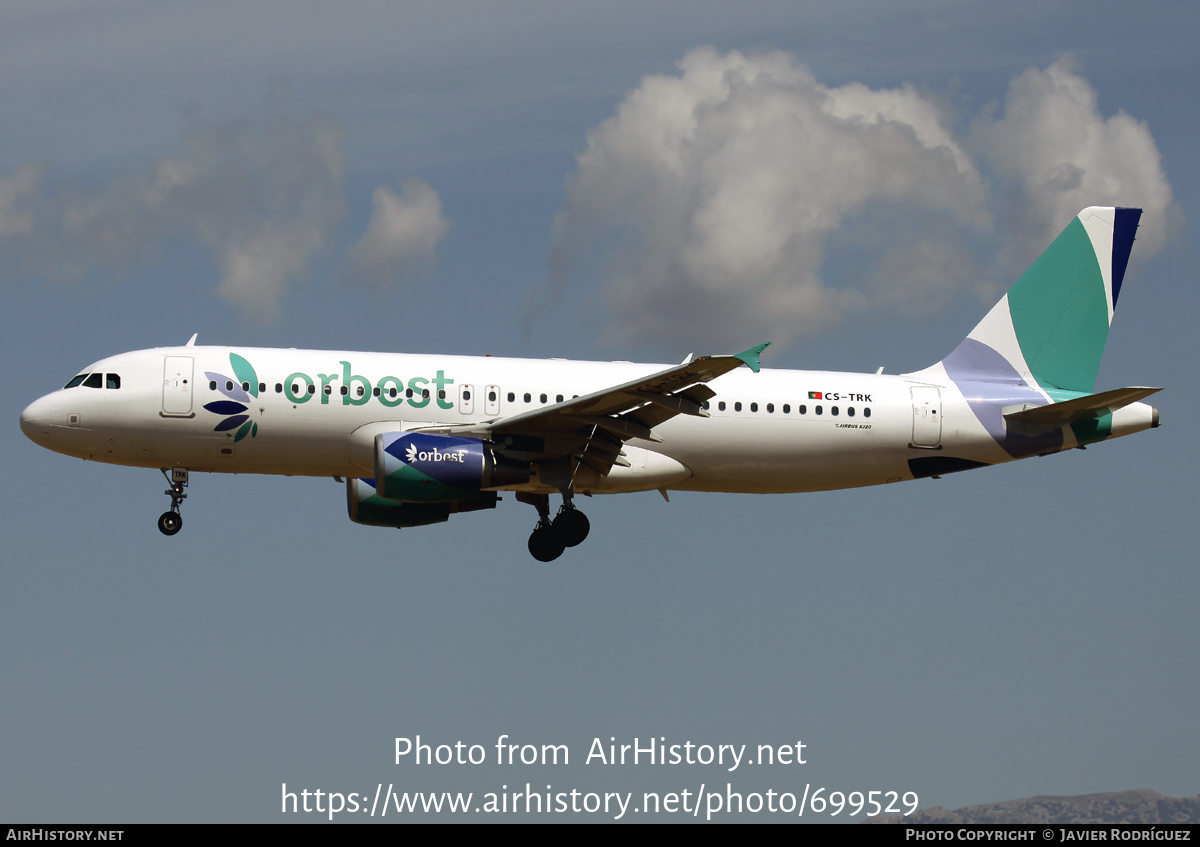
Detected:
left=202, top=353, right=260, bottom=443
left=405, top=443, right=419, bottom=464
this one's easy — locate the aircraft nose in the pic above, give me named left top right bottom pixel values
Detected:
left=20, top=394, right=60, bottom=446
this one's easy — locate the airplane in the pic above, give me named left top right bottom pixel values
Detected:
left=20, top=206, right=1160, bottom=561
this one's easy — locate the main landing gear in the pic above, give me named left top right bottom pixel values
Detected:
left=158, top=467, right=188, bottom=536
left=518, top=492, right=591, bottom=562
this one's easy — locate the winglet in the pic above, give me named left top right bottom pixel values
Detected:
left=185, top=333, right=198, bottom=347
left=734, top=342, right=770, bottom=374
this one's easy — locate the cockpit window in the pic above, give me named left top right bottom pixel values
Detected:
left=64, top=374, right=88, bottom=389
left=106, top=374, right=121, bottom=389
left=83, top=373, right=103, bottom=389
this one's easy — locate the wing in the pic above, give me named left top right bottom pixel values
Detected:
left=416, top=342, right=769, bottom=479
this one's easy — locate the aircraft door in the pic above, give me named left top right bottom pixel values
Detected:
left=485, top=385, right=500, bottom=416
left=910, top=386, right=942, bottom=448
left=162, top=356, right=195, bottom=417
left=459, top=383, right=474, bottom=416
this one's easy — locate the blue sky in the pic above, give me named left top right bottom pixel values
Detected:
left=4, top=1, right=1198, bottom=822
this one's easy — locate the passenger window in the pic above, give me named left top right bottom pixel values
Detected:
left=831, top=406, right=838, bottom=416
left=357, top=386, right=365, bottom=397
left=106, top=374, right=121, bottom=389
left=438, top=390, right=445, bottom=400
left=734, top=402, right=742, bottom=412
left=225, top=380, right=234, bottom=391
left=718, top=401, right=726, bottom=411
left=799, top=404, right=807, bottom=414
left=372, top=387, right=380, bottom=397
left=540, top=393, right=547, bottom=403
left=242, top=381, right=250, bottom=392
left=325, top=385, right=333, bottom=395
left=259, top=382, right=266, bottom=393
left=64, top=374, right=88, bottom=389
left=406, top=388, right=414, bottom=398
left=524, top=393, right=531, bottom=403
left=864, top=408, right=871, bottom=418
left=275, top=383, right=283, bottom=393
left=815, top=405, right=823, bottom=415
left=464, top=390, right=472, bottom=401
left=422, top=389, right=430, bottom=399
left=848, top=407, right=855, bottom=417
left=340, top=386, right=348, bottom=396
left=83, top=373, right=103, bottom=389
left=767, top=403, right=774, bottom=413
left=307, top=384, right=316, bottom=395
left=489, top=391, right=497, bottom=402
left=702, top=400, right=710, bottom=410
left=750, top=402, right=758, bottom=412
left=209, top=380, right=218, bottom=390
left=389, top=388, right=398, bottom=398
left=783, top=404, right=790, bottom=413
left=507, top=392, right=515, bottom=402
left=556, top=394, right=564, bottom=403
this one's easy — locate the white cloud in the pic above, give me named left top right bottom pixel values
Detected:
left=0, top=90, right=349, bottom=317
left=180, top=101, right=349, bottom=317
left=972, top=57, right=1175, bottom=269
left=550, top=48, right=1173, bottom=352
left=0, top=163, right=47, bottom=243
left=348, top=178, right=451, bottom=287
left=0, top=86, right=449, bottom=319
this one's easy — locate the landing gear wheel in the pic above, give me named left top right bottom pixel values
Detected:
left=553, top=507, right=590, bottom=547
left=158, top=467, right=189, bottom=537
left=528, top=521, right=565, bottom=562
left=158, top=511, right=182, bottom=536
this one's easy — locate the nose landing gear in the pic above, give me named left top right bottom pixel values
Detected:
left=158, top=467, right=188, bottom=536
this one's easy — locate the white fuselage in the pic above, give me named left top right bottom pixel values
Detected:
left=20, top=345, right=1158, bottom=496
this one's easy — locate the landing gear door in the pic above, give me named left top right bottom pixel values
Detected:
left=162, top=356, right=195, bottom=417
left=910, top=386, right=942, bottom=449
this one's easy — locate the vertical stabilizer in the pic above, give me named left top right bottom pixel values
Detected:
left=948, top=206, right=1141, bottom=393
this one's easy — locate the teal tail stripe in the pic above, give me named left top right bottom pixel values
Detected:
left=1005, top=207, right=1140, bottom=393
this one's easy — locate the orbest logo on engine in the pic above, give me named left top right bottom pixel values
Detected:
left=405, top=443, right=468, bottom=464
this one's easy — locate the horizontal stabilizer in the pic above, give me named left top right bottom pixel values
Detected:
left=1003, top=386, right=1160, bottom=435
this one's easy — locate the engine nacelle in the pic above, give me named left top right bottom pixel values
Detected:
left=374, top=431, right=529, bottom=503
left=346, top=477, right=499, bottom=527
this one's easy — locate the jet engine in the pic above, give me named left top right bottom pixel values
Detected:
left=373, top=431, right=529, bottom=503
left=346, top=477, right=500, bottom=527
